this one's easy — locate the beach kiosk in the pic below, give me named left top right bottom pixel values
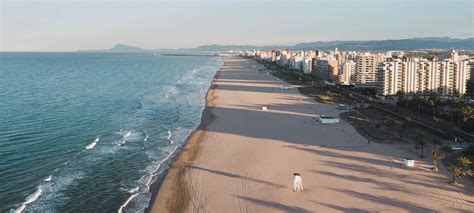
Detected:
left=404, top=158, right=415, bottom=167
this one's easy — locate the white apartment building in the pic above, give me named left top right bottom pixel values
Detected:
left=303, top=57, right=313, bottom=74
left=378, top=59, right=471, bottom=96
left=338, top=60, right=356, bottom=85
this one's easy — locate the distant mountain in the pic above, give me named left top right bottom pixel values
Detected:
left=78, top=37, right=474, bottom=53
left=79, top=44, right=151, bottom=52
left=194, top=37, right=474, bottom=51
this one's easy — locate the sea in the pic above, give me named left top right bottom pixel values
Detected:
left=0, top=52, right=222, bottom=212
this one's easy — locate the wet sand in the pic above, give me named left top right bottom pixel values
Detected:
left=150, top=56, right=473, bottom=212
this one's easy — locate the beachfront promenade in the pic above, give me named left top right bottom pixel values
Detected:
left=152, top=56, right=473, bottom=212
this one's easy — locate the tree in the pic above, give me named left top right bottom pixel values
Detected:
left=452, top=89, right=462, bottom=99
left=426, top=92, right=440, bottom=107
left=457, top=156, right=472, bottom=171
left=430, top=150, right=442, bottom=171
left=461, top=106, right=474, bottom=121
left=415, top=135, right=427, bottom=158
left=448, top=156, right=473, bottom=184
left=396, top=90, right=406, bottom=103
left=448, top=165, right=463, bottom=184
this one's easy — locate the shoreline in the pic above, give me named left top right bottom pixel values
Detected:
left=147, top=58, right=221, bottom=212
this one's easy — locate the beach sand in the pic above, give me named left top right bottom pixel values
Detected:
left=150, top=56, right=473, bottom=212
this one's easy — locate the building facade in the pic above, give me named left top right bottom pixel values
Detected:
left=339, top=60, right=356, bottom=85
left=378, top=59, right=471, bottom=96
left=355, top=54, right=378, bottom=87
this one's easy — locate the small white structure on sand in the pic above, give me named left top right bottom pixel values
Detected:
left=404, top=158, right=415, bottom=167
left=279, top=86, right=293, bottom=90
left=313, top=115, right=339, bottom=124
left=262, top=106, right=268, bottom=111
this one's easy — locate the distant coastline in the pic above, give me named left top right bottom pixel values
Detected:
left=78, top=37, right=474, bottom=54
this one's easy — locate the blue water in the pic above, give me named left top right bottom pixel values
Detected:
left=0, top=53, right=222, bottom=212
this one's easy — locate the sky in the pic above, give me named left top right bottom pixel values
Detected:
left=0, top=0, right=473, bottom=51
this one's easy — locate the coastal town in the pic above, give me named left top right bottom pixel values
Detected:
left=245, top=49, right=473, bottom=97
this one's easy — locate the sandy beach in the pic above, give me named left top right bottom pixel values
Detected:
left=150, top=56, right=473, bottom=212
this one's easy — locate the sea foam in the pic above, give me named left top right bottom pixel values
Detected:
left=118, top=145, right=179, bottom=213
left=13, top=174, right=54, bottom=213
left=85, top=137, right=99, bottom=150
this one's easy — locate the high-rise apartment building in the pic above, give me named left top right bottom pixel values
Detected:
left=378, top=59, right=471, bottom=96
left=338, top=60, right=356, bottom=85
left=355, top=54, right=378, bottom=87
left=312, top=57, right=339, bottom=81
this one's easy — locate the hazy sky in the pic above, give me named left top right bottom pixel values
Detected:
left=1, top=0, right=473, bottom=51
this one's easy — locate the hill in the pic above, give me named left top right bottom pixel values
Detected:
left=78, top=37, right=474, bottom=53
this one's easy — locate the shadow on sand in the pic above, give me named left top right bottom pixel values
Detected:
left=234, top=195, right=313, bottom=212
left=187, top=165, right=285, bottom=188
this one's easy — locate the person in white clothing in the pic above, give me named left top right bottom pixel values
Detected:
left=293, top=173, right=303, bottom=192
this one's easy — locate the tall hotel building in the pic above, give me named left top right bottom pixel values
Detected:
left=378, top=59, right=471, bottom=96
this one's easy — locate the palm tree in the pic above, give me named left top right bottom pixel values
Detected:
left=461, top=106, right=474, bottom=121
left=448, top=165, right=463, bottom=184
left=430, top=150, right=442, bottom=171
left=426, top=92, right=440, bottom=107
left=457, top=156, right=472, bottom=171
left=448, top=156, right=473, bottom=184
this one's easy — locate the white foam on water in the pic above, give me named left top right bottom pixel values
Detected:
left=117, top=145, right=179, bottom=213
left=114, top=140, right=127, bottom=148
left=85, top=137, right=99, bottom=150
left=118, top=193, right=140, bottom=213
left=14, top=183, right=45, bottom=213
left=117, top=130, right=144, bottom=142
left=123, top=131, right=131, bottom=139
left=24, top=171, right=85, bottom=212
left=128, top=186, right=139, bottom=194
left=166, top=130, right=173, bottom=144
left=15, top=174, right=55, bottom=212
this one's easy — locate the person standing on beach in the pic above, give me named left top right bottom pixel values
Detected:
left=293, top=173, right=303, bottom=192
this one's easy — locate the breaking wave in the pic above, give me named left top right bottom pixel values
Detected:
left=85, top=137, right=99, bottom=150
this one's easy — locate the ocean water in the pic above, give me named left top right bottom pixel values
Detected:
left=0, top=52, right=222, bottom=212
